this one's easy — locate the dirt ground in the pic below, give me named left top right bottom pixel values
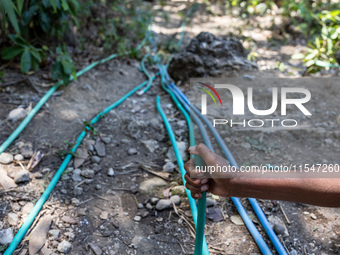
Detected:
left=1, top=1, right=340, bottom=255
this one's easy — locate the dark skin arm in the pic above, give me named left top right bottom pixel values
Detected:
left=184, top=143, right=340, bottom=207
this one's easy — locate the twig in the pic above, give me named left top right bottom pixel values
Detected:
left=93, top=194, right=110, bottom=201
left=140, top=163, right=172, bottom=180
left=279, top=202, right=290, bottom=224
left=0, top=78, right=26, bottom=87
left=27, top=77, right=43, bottom=95
left=78, top=197, right=94, bottom=206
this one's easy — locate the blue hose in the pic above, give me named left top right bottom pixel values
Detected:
left=4, top=74, right=158, bottom=255
left=167, top=80, right=287, bottom=255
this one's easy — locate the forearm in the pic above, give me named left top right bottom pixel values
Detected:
left=230, top=177, right=340, bottom=207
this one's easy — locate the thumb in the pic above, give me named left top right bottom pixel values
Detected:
left=188, top=143, right=217, bottom=165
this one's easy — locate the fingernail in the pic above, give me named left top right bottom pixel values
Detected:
left=201, top=185, right=208, bottom=191
left=201, top=179, right=208, bottom=184
left=188, top=146, right=196, bottom=152
left=194, top=193, right=199, bottom=198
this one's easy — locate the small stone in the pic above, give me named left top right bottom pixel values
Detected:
left=230, top=215, right=244, bottom=226
left=14, top=170, right=30, bottom=184
left=91, top=156, right=101, bottom=164
left=64, top=232, right=75, bottom=241
left=142, top=140, right=159, bottom=153
left=0, top=153, right=14, bottom=164
left=61, top=174, right=70, bottom=181
left=71, top=198, right=80, bottom=206
left=290, top=249, right=298, bottom=255
left=89, top=244, right=102, bottom=255
left=150, top=197, right=159, bottom=205
left=310, top=213, right=317, bottom=220
left=18, top=142, right=34, bottom=158
left=57, top=240, right=72, bottom=254
left=268, top=215, right=289, bottom=236
left=73, top=187, right=83, bottom=196
left=0, top=228, right=13, bottom=245
left=130, top=186, right=139, bottom=194
left=34, top=172, right=43, bottom=179
left=325, top=138, right=333, bottom=144
left=140, top=210, right=149, bottom=218
left=61, top=189, right=67, bottom=194
left=171, top=186, right=186, bottom=196
left=72, top=171, right=82, bottom=182
left=48, top=229, right=60, bottom=240
left=7, top=212, right=18, bottom=226
left=94, top=140, right=106, bottom=157
left=206, top=198, right=216, bottom=207
left=101, top=137, right=111, bottom=144
left=155, top=199, right=173, bottom=210
left=22, top=202, right=34, bottom=215
left=138, top=203, right=144, bottom=209
left=99, top=211, right=109, bottom=220
left=95, top=184, right=102, bottom=190
left=134, top=216, right=142, bottom=222
left=14, top=154, right=24, bottom=161
left=170, top=195, right=181, bottom=205
left=128, top=148, right=138, bottom=155
left=107, top=168, right=114, bottom=176
left=273, top=223, right=287, bottom=236
left=146, top=203, right=153, bottom=210
left=7, top=107, right=27, bottom=122
left=12, top=203, right=21, bottom=211
left=163, top=162, right=176, bottom=173
left=80, top=169, right=94, bottom=178
left=241, top=142, right=251, bottom=149
left=92, top=164, right=102, bottom=172
left=139, top=177, right=167, bottom=193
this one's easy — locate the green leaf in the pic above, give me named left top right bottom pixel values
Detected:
left=20, top=49, right=31, bottom=73
left=21, top=5, right=38, bottom=26
left=39, top=10, right=50, bottom=32
left=61, top=0, right=69, bottom=11
left=52, top=61, right=62, bottom=80
left=61, top=59, right=73, bottom=75
left=30, top=50, right=41, bottom=63
left=32, top=59, right=39, bottom=71
left=2, top=46, right=24, bottom=59
left=16, top=0, right=24, bottom=15
left=1, top=0, right=20, bottom=34
left=291, top=53, right=305, bottom=60
left=50, top=0, right=57, bottom=12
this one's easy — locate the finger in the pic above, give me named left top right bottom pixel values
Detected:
left=184, top=157, right=195, bottom=175
left=184, top=173, right=204, bottom=188
left=185, top=182, right=202, bottom=194
left=191, top=192, right=202, bottom=199
left=188, top=143, right=217, bottom=164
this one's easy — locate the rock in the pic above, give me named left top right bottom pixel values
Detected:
left=170, top=195, right=181, bottom=205
left=61, top=174, right=70, bottom=181
left=241, top=142, right=251, bottom=149
left=166, top=141, right=188, bottom=161
left=7, top=212, right=18, bottom=226
left=99, top=211, right=109, bottom=220
left=155, top=199, right=173, bottom=210
left=141, top=140, right=159, bottom=153
left=61, top=216, right=77, bottom=224
left=89, top=244, right=102, bottom=255
left=0, top=167, right=17, bottom=190
left=163, top=162, right=176, bottom=173
left=72, top=169, right=83, bottom=182
left=310, top=213, right=317, bottom=220
left=14, top=170, right=30, bottom=184
left=171, top=186, right=186, bottom=196
left=230, top=215, right=244, bottom=226
left=0, top=153, right=13, bottom=164
left=139, top=177, right=167, bottom=193
left=22, top=202, right=34, bottom=215
left=94, top=140, right=106, bottom=157
left=7, top=107, right=27, bottom=122
left=71, top=198, right=80, bottom=206
left=73, top=187, right=83, bottom=196
left=12, top=203, right=20, bottom=211
left=14, top=154, right=24, bottom=161
left=107, top=168, right=114, bottom=176
left=0, top=228, right=14, bottom=245
left=128, top=148, right=138, bottom=155
left=95, top=184, right=102, bottom=190
left=146, top=203, right=153, bottom=210
left=268, top=215, right=289, bottom=236
left=140, top=209, right=149, bottom=218
left=150, top=197, right=159, bottom=205
left=57, top=240, right=72, bottom=254
left=130, top=186, right=139, bottom=194
left=48, top=229, right=60, bottom=240
left=80, top=169, right=94, bottom=178
left=18, top=142, right=34, bottom=158
left=74, top=147, right=88, bottom=168
left=206, top=198, right=216, bottom=207
left=138, top=203, right=144, bottom=209
left=134, top=216, right=142, bottom=222
left=64, top=232, right=75, bottom=241
left=34, top=172, right=43, bottom=179
left=168, top=32, right=257, bottom=83
left=290, top=249, right=298, bottom=255
left=101, top=137, right=111, bottom=144
left=91, top=156, right=101, bottom=164
left=92, top=164, right=102, bottom=172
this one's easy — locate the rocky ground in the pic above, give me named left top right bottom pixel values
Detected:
left=1, top=1, right=340, bottom=255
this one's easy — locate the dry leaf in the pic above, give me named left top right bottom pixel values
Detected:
left=29, top=215, right=52, bottom=255
left=61, top=216, right=77, bottom=224
left=27, top=151, right=44, bottom=171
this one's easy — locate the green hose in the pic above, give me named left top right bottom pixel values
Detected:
left=4, top=73, right=158, bottom=255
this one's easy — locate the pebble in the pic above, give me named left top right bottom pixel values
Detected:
left=107, top=168, right=114, bottom=176
left=73, top=187, right=83, bottom=196
left=150, top=197, right=159, bottom=205
left=99, top=211, right=109, bottom=220
left=155, top=199, right=173, bottom=210
left=14, top=170, right=30, bottom=184
left=163, top=162, right=176, bottom=173
left=34, top=172, right=43, bottom=179
left=64, top=232, right=75, bottom=241
left=91, top=156, right=101, bottom=164
left=95, top=184, right=102, bottom=190
left=94, top=140, right=106, bottom=157
left=7, top=212, right=18, bottom=226
left=72, top=169, right=83, bottom=182
left=80, top=169, right=95, bottom=178
left=18, top=142, right=34, bottom=158
left=171, top=186, right=186, bottom=196
left=138, top=203, right=144, bottom=209
left=128, top=148, right=138, bottom=155
left=61, top=174, right=70, bottom=181
left=206, top=198, right=216, bottom=207
left=57, top=240, right=72, bottom=254
left=230, top=215, right=245, bottom=225
left=101, top=137, right=111, bottom=144
left=310, top=213, right=317, bottom=220
left=61, top=189, right=68, bottom=194
left=22, top=202, right=34, bottom=215
left=170, top=195, right=181, bottom=205
left=14, top=154, right=24, bottom=161
left=134, top=216, right=142, bottom=222
left=89, top=244, right=102, bottom=255
left=142, top=140, right=159, bottom=153
left=48, top=229, right=60, bottom=240
left=0, top=228, right=13, bottom=245
left=71, top=198, right=80, bottom=206
left=273, top=223, right=287, bottom=236
left=166, top=141, right=188, bottom=161
left=12, top=203, right=20, bottom=211
left=146, top=203, right=153, bottom=210
left=0, top=153, right=13, bottom=164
